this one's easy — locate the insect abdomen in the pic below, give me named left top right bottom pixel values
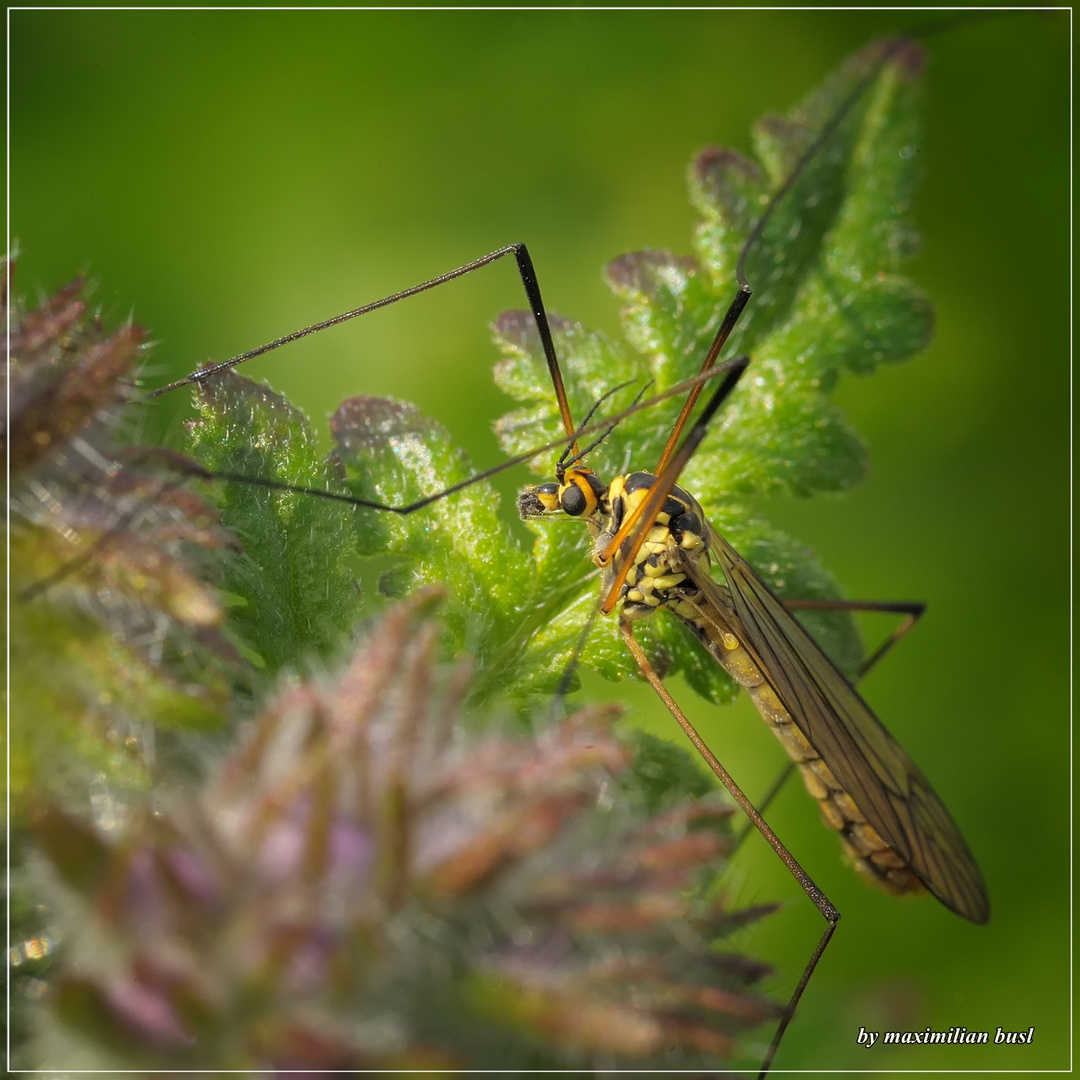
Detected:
left=605, top=474, right=923, bottom=895
left=681, top=604, right=923, bottom=896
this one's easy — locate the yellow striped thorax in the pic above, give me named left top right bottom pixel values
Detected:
left=518, top=468, right=713, bottom=620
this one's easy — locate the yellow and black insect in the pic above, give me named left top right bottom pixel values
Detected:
left=138, top=35, right=995, bottom=1075
left=512, top=309, right=989, bottom=1073
left=13, top=8, right=1074, bottom=1074
left=518, top=409, right=988, bottom=922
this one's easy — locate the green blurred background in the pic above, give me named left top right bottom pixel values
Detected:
left=10, top=8, right=1069, bottom=1073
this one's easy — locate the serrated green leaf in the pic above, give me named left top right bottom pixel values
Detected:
left=624, top=731, right=720, bottom=812
left=186, top=371, right=362, bottom=673
left=330, top=395, right=545, bottom=695
left=184, top=43, right=928, bottom=757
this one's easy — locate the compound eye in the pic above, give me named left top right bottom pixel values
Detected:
left=560, top=484, right=587, bottom=517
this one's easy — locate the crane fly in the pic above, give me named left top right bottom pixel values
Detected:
left=142, top=33, right=988, bottom=1076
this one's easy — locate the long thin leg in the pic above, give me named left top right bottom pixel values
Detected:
left=597, top=356, right=750, bottom=613
left=144, top=363, right=737, bottom=515
left=148, top=244, right=582, bottom=447
left=783, top=597, right=926, bottom=679
left=619, top=618, right=838, bottom=1079
left=28, top=363, right=738, bottom=601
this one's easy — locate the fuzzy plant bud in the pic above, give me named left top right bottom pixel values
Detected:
left=28, top=592, right=778, bottom=1071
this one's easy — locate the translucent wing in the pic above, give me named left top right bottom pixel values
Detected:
left=691, top=533, right=989, bottom=924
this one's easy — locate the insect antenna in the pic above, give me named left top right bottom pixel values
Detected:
left=558, top=379, right=651, bottom=474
